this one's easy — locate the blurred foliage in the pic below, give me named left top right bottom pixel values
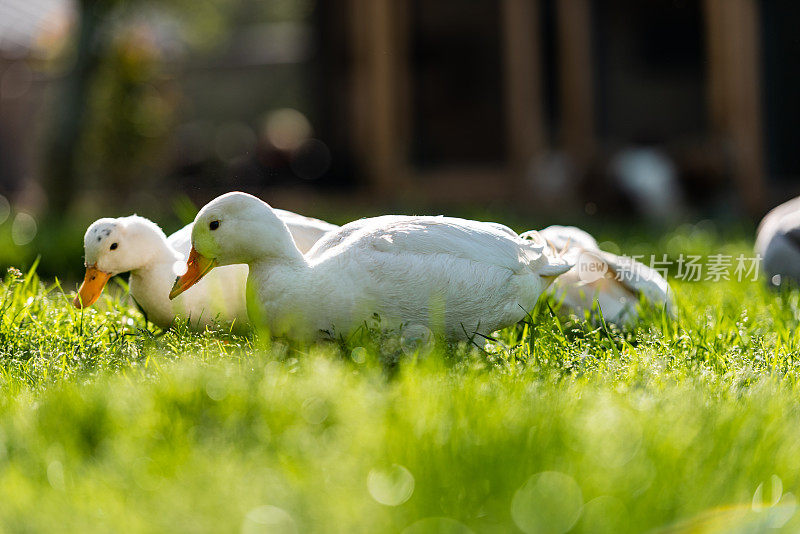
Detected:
left=81, top=29, right=176, bottom=194
left=43, top=0, right=317, bottom=212
left=171, top=194, right=199, bottom=225
left=255, top=0, right=316, bottom=22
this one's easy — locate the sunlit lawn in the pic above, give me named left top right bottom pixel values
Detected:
left=1, top=223, right=800, bottom=533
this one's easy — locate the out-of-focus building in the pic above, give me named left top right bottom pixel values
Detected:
left=328, top=0, right=800, bottom=217
left=0, top=0, right=71, bottom=206
left=1, top=0, right=798, bottom=217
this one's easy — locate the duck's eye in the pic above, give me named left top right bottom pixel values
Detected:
left=110, top=242, right=118, bottom=251
left=209, top=220, right=220, bottom=231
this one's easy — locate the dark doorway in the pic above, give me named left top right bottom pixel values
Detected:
left=592, top=0, right=707, bottom=144
left=409, top=0, right=506, bottom=168
left=761, top=0, right=800, bottom=184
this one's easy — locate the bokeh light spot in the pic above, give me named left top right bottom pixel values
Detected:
left=205, top=378, right=228, bottom=401
left=301, top=396, right=329, bottom=425
left=11, top=212, right=37, bottom=246
left=264, top=108, right=311, bottom=151
left=47, top=460, right=65, bottom=491
left=511, top=471, right=583, bottom=534
left=368, top=464, right=415, bottom=506
left=753, top=475, right=792, bottom=514
left=241, top=505, right=297, bottom=534
left=351, top=346, right=367, bottom=364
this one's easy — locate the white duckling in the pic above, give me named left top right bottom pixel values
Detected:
left=755, top=196, right=800, bottom=286
left=74, top=209, right=338, bottom=330
left=532, top=225, right=674, bottom=323
left=169, top=192, right=571, bottom=342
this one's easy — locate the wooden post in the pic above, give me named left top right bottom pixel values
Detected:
left=347, top=0, right=369, bottom=178
left=347, top=0, right=407, bottom=196
left=502, top=0, right=546, bottom=172
left=556, top=0, right=595, bottom=164
left=704, top=0, right=766, bottom=215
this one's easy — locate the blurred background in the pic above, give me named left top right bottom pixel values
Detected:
left=0, top=0, right=797, bottom=277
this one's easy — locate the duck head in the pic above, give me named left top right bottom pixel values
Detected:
left=74, top=216, right=167, bottom=308
left=169, top=192, right=300, bottom=299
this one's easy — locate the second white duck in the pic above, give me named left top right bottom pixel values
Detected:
left=74, top=208, right=338, bottom=330
left=169, top=192, right=572, bottom=341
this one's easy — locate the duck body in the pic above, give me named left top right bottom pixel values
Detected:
left=172, top=193, right=572, bottom=342
left=535, top=225, right=673, bottom=323
left=252, top=217, right=569, bottom=340
left=77, top=209, right=336, bottom=330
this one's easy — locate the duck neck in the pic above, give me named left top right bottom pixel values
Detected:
left=254, top=244, right=308, bottom=268
left=246, top=249, right=318, bottom=339
left=230, top=216, right=309, bottom=268
left=128, top=243, right=182, bottom=327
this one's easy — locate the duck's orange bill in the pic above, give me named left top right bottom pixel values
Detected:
left=169, top=246, right=217, bottom=300
left=73, top=266, right=112, bottom=308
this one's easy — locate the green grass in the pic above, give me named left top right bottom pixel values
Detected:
left=2, top=224, right=800, bottom=533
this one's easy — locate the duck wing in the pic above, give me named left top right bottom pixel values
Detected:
left=305, top=215, right=399, bottom=257
left=311, top=216, right=570, bottom=276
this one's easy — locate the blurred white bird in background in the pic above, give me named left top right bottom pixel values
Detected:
left=529, top=225, right=674, bottom=324
left=755, top=196, right=800, bottom=287
left=610, top=147, right=684, bottom=224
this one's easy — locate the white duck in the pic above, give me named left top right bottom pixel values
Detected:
left=531, top=225, right=674, bottom=323
left=169, top=192, right=572, bottom=341
left=74, top=209, right=338, bottom=330
left=755, top=196, right=800, bottom=286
